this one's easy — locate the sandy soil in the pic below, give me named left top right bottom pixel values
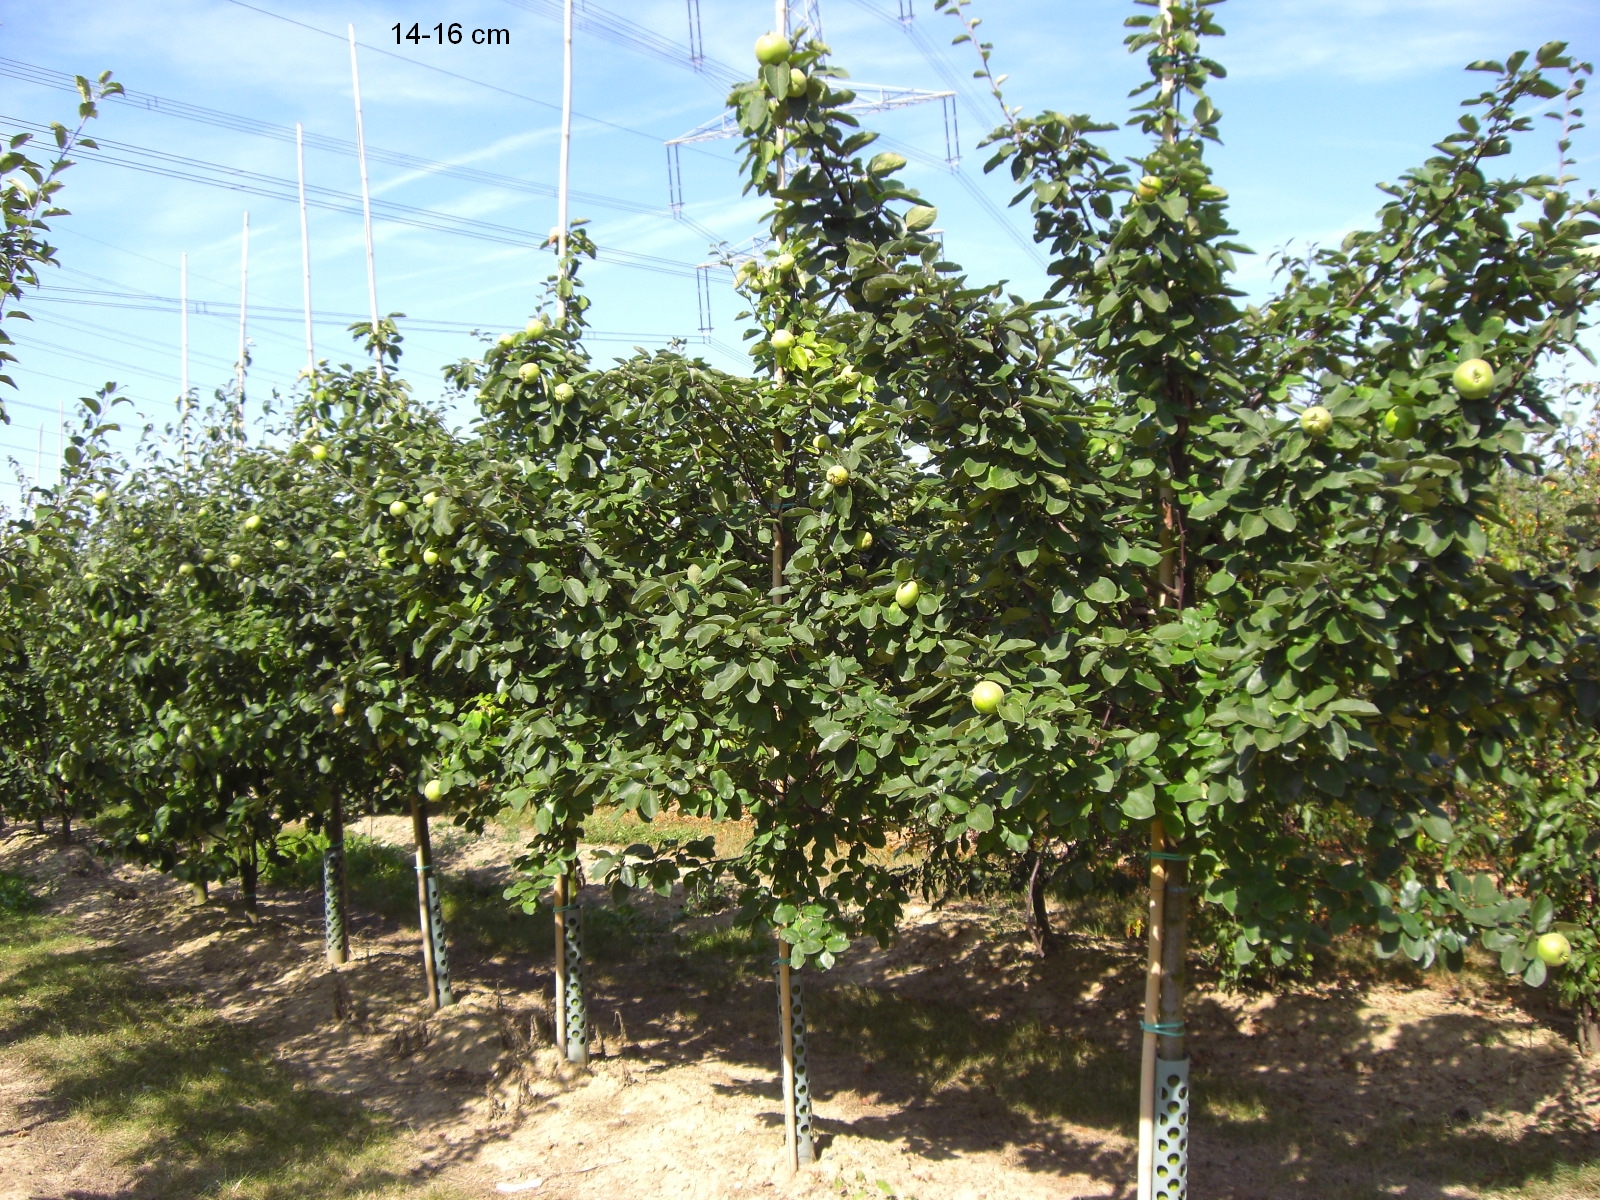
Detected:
left=1, top=821, right=1597, bottom=1200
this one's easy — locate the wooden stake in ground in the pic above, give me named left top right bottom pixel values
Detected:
left=409, top=794, right=452, bottom=1009
left=324, top=795, right=349, bottom=966
left=1137, top=822, right=1168, bottom=1200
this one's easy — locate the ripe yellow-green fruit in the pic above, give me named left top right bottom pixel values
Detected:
left=553, top=382, right=576, bottom=402
left=826, top=465, right=850, bottom=487
left=518, top=362, right=539, bottom=382
left=92, top=487, right=110, bottom=506
left=788, top=67, right=807, bottom=96
left=331, top=702, right=346, bottom=718
left=1452, top=357, right=1495, bottom=400
left=895, top=580, right=920, bottom=608
left=1137, top=174, right=1162, bottom=199
left=854, top=530, right=873, bottom=551
left=812, top=432, right=831, bottom=453
left=423, top=548, right=440, bottom=566
left=1300, top=405, right=1333, bottom=438
left=497, top=333, right=515, bottom=347
left=1383, top=405, right=1418, bottom=439
left=177, top=562, right=195, bottom=578
left=754, top=31, right=791, bottom=64
left=226, top=553, right=242, bottom=569
left=771, top=328, right=797, bottom=353
left=201, top=548, right=217, bottom=563
left=423, top=492, right=439, bottom=508
left=971, top=680, right=1005, bottom=714
left=526, top=317, right=547, bottom=337
left=389, top=500, right=409, bottom=518
left=1536, top=931, right=1572, bottom=966
left=242, top=514, right=262, bottom=533
left=774, top=252, right=796, bottom=274
left=423, top=779, right=444, bottom=802
left=274, top=538, right=290, bottom=551
left=310, top=444, right=328, bottom=461
left=687, top=564, right=703, bottom=585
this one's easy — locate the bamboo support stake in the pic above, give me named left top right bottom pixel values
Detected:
left=778, top=939, right=798, bottom=1172
left=410, top=795, right=441, bottom=1011
left=1138, top=821, right=1168, bottom=1200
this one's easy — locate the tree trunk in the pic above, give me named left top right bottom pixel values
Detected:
left=239, top=838, right=258, bottom=916
left=191, top=880, right=208, bottom=905
left=1579, top=1000, right=1599, bottom=1059
left=34, top=815, right=46, bottom=836
left=59, top=808, right=72, bottom=845
left=1026, top=848, right=1054, bottom=957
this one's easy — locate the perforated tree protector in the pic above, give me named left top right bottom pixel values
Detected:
left=426, top=872, right=454, bottom=1006
left=1153, top=1057, right=1190, bottom=1199
left=791, top=968, right=814, bottom=1164
left=563, top=906, right=588, bottom=1063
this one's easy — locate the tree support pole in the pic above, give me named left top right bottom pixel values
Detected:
left=553, top=869, right=588, bottom=1064
left=410, top=795, right=452, bottom=1009
left=1138, top=821, right=1167, bottom=1200
left=1154, top=852, right=1191, bottom=1199
left=776, top=940, right=814, bottom=1170
left=324, top=795, right=349, bottom=966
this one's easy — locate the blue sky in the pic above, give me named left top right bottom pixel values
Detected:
left=1, top=0, right=1596, bottom=505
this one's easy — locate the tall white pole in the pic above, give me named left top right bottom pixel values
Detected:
left=348, top=25, right=384, bottom=378
left=179, top=252, right=189, bottom=458
left=555, top=0, right=573, bottom=321
left=236, top=211, right=249, bottom=440
left=34, top=423, right=43, bottom=498
left=297, top=123, right=315, bottom=377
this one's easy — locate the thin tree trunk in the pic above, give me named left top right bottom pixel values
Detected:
left=1026, top=848, right=1054, bottom=957
left=59, top=807, right=71, bottom=845
left=1580, top=1000, right=1599, bottom=1059
left=191, top=880, right=208, bottom=905
left=239, top=838, right=259, bottom=915
left=34, top=814, right=45, bottom=836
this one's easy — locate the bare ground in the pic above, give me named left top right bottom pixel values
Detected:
left=1, top=821, right=1597, bottom=1200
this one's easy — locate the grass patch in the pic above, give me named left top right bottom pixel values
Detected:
left=0, top=913, right=464, bottom=1199
left=0, top=867, right=42, bottom=914
left=576, top=805, right=751, bottom=858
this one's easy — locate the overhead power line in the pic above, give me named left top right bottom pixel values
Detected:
left=0, top=115, right=705, bottom=280
left=499, top=0, right=746, bottom=89
left=29, top=283, right=709, bottom=348
left=0, top=57, right=725, bottom=248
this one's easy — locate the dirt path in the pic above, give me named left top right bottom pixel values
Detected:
left=2, top=825, right=1597, bottom=1200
